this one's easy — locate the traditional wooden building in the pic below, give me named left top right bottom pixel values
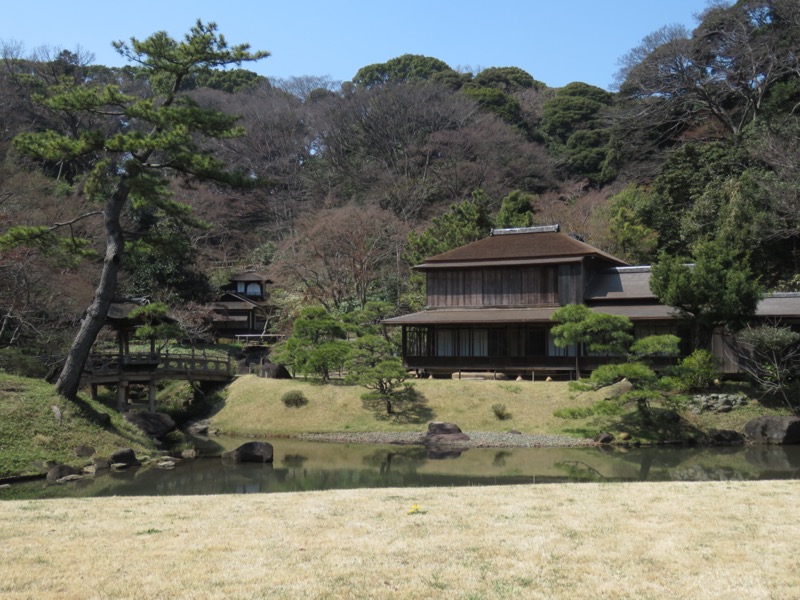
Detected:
left=384, top=225, right=800, bottom=378
left=210, top=271, right=273, bottom=339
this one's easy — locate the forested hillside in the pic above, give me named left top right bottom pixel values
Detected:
left=1, top=1, right=799, bottom=370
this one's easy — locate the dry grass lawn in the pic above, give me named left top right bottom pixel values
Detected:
left=214, top=376, right=597, bottom=437
left=1, top=480, right=799, bottom=599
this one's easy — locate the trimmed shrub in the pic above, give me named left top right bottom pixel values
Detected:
left=492, top=403, right=512, bottom=420
left=281, top=390, right=309, bottom=408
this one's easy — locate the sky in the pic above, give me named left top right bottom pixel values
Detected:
left=3, top=1, right=712, bottom=90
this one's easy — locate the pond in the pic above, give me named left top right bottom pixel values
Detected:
left=3, top=436, right=800, bottom=500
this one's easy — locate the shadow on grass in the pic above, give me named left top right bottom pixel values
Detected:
left=361, top=387, right=435, bottom=424
left=562, top=406, right=707, bottom=444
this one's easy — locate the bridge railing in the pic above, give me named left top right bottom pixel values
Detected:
left=85, top=350, right=234, bottom=378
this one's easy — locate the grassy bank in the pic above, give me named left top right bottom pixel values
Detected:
left=212, top=375, right=781, bottom=442
left=0, top=480, right=797, bottom=599
left=0, top=373, right=155, bottom=478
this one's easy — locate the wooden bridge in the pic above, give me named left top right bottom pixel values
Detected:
left=83, top=350, right=235, bottom=412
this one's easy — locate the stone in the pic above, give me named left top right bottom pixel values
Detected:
left=261, top=361, right=292, bottom=379
left=185, top=419, right=210, bottom=437
left=56, top=474, right=84, bottom=484
left=595, top=432, right=615, bottom=444
left=424, top=422, right=470, bottom=446
left=110, top=448, right=142, bottom=467
left=92, top=458, right=111, bottom=471
left=744, top=416, right=800, bottom=445
left=618, top=432, right=632, bottom=441
left=181, top=448, right=199, bottom=459
left=124, top=411, right=176, bottom=438
left=660, top=410, right=681, bottom=424
left=222, top=441, right=274, bottom=463
left=46, top=464, right=82, bottom=482
left=73, top=444, right=95, bottom=458
left=708, top=429, right=744, bottom=445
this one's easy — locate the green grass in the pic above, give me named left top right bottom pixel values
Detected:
left=213, top=375, right=617, bottom=437
left=213, top=375, right=788, bottom=443
left=0, top=373, right=156, bottom=478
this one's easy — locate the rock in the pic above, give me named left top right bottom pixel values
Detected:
left=618, top=432, right=632, bottom=441
left=516, top=376, right=524, bottom=382
left=424, top=422, right=470, bottom=447
left=744, top=416, right=800, bottom=445
left=92, top=458, right=111, bottom=471
left=427, top=422, right=464, bottom=435
left=185, top=419, right=210, bottom=437
left=111, top=463, right=130, bottom=471
left=261, top=361, right=292, bottom=379
left=46, top=464, right=82, bottom=482
left=56, top=474, right=83, bottom=484
left=73, top=444, right=95, bottom=458
left=110, top=448, right=142, bottom=467
left=507, top=429, right=522, bottom=435
left=222, top=441, right=274, bottom=463
left=124, top=411, right=176, bottom=438
left=181, top=448, right=199, bottom=459
left=156, top=460, right=177, bottom=469
left=595, top=432, right=615, bottom=444
left=659, top=410, right=681, bottom=424
left=708, top=429, right=744, bottom=445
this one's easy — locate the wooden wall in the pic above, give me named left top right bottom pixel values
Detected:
left=427, top=266, right=560, bottom=307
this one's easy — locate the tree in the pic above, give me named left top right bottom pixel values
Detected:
left=345, top=334, right=407, bottom=414
left=649, top=238, right=763, bottom=348
left=737, top=324, right=800, bottom=411
left=353, top=54, right=456, bottom=87
left=550, top=304, right=634, bottom=377
left=270, top=306, right=349, bottom=381
left=402, top=190, right=494, bottom=309
left=495, top=190, right=535, bottom=228
left=471, top=67, right=545, bottom=93
left=616, top=2, right=800, bottom=137
left=7, top=21, right=267, bottom=398
left=276, top=204, right=405, bottom=311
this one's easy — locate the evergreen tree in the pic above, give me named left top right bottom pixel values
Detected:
left=7, top=21, right=267, bottom=398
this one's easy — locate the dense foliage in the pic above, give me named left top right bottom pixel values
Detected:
left=1, top=2, right=799, bottom=377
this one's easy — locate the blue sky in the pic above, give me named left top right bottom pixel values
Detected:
left=4, top=1, right=711, bottom=90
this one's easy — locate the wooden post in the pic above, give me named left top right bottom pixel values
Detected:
left=148, top=379, right=156, bottom=412
left=90, top=384, right=98, bottom=400
left=116, top=381, right=127, bottom=413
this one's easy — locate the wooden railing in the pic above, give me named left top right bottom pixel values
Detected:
left=85, top=350, right=234, bottom=379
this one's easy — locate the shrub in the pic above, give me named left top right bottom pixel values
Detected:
left=281, top=390, right=308, bottom=408
left=492, top=403, right=512, bottom=420
left=553, top=406, right=594, bottom=419
left=669, top=349, right=720, bottom=392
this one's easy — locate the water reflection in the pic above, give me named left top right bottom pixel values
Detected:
left=3, top=438, right=800, bottom=500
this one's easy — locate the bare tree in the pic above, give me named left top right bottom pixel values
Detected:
left=275, top=204, right=407, bottom=310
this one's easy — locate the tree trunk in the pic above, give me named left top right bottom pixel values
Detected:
left=55, top=187, right=128, bottom=399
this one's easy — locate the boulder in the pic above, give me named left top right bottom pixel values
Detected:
left=185, top=419, right=210, bottom=437
left=73, top=444, right=95, bottom=458
left=124, top=411, right=176, bottom=438
left=222, top=441, right=274, bottom=463
left=594, top=432, right=615, bottom=445
left=46, top=464, right=83, bottom=482
left=707, top=429, right=744, bottom=445
left=110, top=448, right=142, bottom=467
left=424, top=422, right=470, bottom=447
left=744, top=416, right=800, bottom=445
left=262, top=361, right=292, bottom=379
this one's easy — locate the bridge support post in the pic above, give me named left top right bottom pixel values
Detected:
left=116, top=381, right=128, bottom=413
left=149, top=379, right=156, bottom=412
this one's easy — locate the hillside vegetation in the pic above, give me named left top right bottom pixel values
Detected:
left=0, top=373, right=155, bottom=478
left=212, top=375, right=782, bottom=443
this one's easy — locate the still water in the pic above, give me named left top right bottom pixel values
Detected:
left=3, top=436, right=800, bottom=500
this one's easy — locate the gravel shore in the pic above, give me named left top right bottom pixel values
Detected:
left=295, top=431, right=594, bottom=448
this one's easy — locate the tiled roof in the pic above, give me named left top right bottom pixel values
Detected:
left=416, top=231, right=628, bottom=268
